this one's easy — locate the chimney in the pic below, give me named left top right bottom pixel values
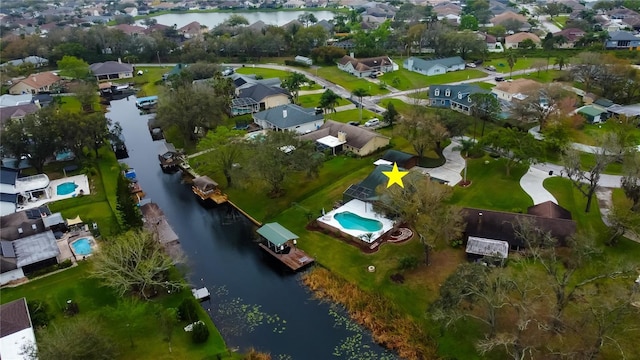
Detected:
left=350, top=52, right=354, bottom=58
left=118, top=57, right=122, bottom=64
left=18, top=227, right=23, bottom=235
left=337, top=131, right=347, bottom=142
left=283, top=109, right=287, bottom=118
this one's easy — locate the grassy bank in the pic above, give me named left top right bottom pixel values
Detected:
left=379, top=68, right=486, bottom=91
left=0, top=264, right=232, bottom=359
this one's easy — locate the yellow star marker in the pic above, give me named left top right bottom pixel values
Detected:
left=382, top=162, right=409, bottom=188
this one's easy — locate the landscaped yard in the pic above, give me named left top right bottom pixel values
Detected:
left=0, top=264, right=233, bottom=359
left=316, top=66, right=389, bottom=95
left=484, top=57, right=550, bottom=74
left=297, top=93, right=350, bottom=109
left=568, top=120, right=640, bottom=147
left=379, top=68, right=487, bottom=91
left=511, top=69, right=564, bottom=83
left=121, top=66, right=169, bottom=97
left=328, top=108, right=378, bottom=123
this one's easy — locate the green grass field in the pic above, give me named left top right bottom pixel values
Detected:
left=235, top=66, right=291, bottom=80
left=316, top=66, right=389, bottom=95
left=0, top=264, right=232, bottom=360
left=484, top=57, right=550, bottom=74
left=511, top=69, right=564, bottom=83
left=297, top=93, right=350, bottom=109
left=379, top=68, right=487, bottom=91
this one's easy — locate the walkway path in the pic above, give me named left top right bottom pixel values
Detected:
left=413, top=140, right=466, bottom=186
left=520, top=166, right=558, bottom=205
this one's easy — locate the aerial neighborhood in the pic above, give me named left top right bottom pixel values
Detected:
left=1, top=0, right=640, bottom=359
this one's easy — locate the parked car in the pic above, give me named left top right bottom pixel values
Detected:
left=348, top=121, right=360, bottom=126
left=364, top=118, right=380, bottom=127
left=466, top=63, right=477, bottom=68
left=495, top=76, right=505, bottom=82
left=486, top=65, right=496, bottom=71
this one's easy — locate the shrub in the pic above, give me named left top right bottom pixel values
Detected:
left=398, top=255, right=419, bottom=271
left=64, top=300, right=80, bottom=317
left=58, top=259, right=73, bottom=269
left=191, top=321, right=210, bottom=343
left=283, top=59, right=310, bottom=68
left=178, top=298, right=199, bottom=322
left=28, top=300, right=52, bottom=328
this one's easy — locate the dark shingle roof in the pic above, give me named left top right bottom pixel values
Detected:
left=609, top=31, right=640, bottom=41
left=238, top=83, right=289, bottom=102
left=0, top=103, right=39, bottom=126
left=254, top=104, right=322, bottom=129
left=406, top=56, right=465, bottom=71
left=429, top=84, right=487, bottom=106
left=527, top=201, right=572, bottom=220
left=0, top=167, right=19, bottom=186
left=89, top=61, right=134, bottom=76
left=0, top=298, right=32, bottom=337
left=462, top=208, right=576, bottom=248
left=381, top=150, right=416, bottom=166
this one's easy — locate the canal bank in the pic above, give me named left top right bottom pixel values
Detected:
left=107, top=96, right=397, bottom=359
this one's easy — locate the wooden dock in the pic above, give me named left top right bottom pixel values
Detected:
left=192, top=186, right=228, bottom=204
left=258, top=243, right=314, bottom=271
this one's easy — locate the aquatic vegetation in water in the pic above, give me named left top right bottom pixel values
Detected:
left=211, top=286, right=287, bottom=336
left=328, top=304, right=398, bottom=360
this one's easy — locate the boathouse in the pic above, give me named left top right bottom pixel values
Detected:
left=256, top=222, right=314, bottom=271
left=191, top=176, right=227, bottom=204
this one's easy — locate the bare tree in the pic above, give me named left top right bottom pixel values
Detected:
left=564, top=134, right=622, bottom=212
left=621, top=152, right=640, bottom=211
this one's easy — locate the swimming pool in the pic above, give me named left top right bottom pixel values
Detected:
left=56, top=182, right=77, bottom=196
left=71, top=238, right=93, bottom=256
left=334, top=211, right=383, bottom=232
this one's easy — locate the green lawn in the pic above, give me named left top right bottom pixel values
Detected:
left=472, top=82, right=495, bottom=90
left=316, top=66, right=389, bottom=95
left=484, top=57, right=549, bottom=73
left=235, top=66, right=291, bottom=80
left=449, top=156, right=533, bottom=212
left=47, top=147, right=121, bottom=236
left=0, top=264, right=232, bottom=360
left=553, top=15, right=569, bottom=28
left=511, top=69, right=564, bottom=83
left=379, top=99, right=423, bottom=116
left=379, top=68, right=487, bottom=91
left=58, top=96, right=101, bottom=113
left=328, top=108, right=378, bottom=123
left=122, top=66, right=169, bottom=97
left=568, top=121, right=640, bottom=147
left=297, top=93, right=350, bottom=109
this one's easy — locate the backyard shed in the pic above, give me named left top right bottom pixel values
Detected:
left=577, top=106, right=607, bottom=124
left=465, top=236, right=509, bottom=260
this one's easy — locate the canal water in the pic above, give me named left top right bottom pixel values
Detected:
left=107, top=97, right=397, bottom=359
left=138, top=10, right=336, bottom=29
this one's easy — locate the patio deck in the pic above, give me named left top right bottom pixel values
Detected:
left=258, top=243, right=314, bottom=271
left=17, top=175, right=90, bottom=212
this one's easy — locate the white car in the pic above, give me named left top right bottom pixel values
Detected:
left=466, top=63, right=477, bottom=68
left=364, top=118, right=380, bottom=127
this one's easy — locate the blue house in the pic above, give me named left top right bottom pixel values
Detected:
left=605, top=31, right=640, bottom=49
left=403, top=56, right=465, bottom=76
left=428, top=84, right=488, bottom=115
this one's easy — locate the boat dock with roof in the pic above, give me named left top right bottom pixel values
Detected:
left=256, top=222, right=314, bottom=271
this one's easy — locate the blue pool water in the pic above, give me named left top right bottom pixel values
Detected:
left=56, top=182, right=77, bottom=196
left=334, top=211, right=383, bottom=232
left=71, top=238, right=92, bottom=256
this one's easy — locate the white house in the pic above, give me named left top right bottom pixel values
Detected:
left=403, top=56, right=465, bottom=76
left=0, top=298, right=37, bottom=359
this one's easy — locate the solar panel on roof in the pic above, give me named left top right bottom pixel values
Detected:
left=1, top=240, right=15, bottom=258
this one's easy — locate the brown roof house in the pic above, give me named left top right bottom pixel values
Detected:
left=462, top=202, right=576, bottom=256
left=490, top=11, right=530, bottom=31
left=178, top=21, right=207, bottom=38
left=553, top=28, right=586, bottom=48
left=0, top=298, right=37, bottom=358
left=505, top=32, right=541, bottom=49
left=491, top=78, right=542, bottom=102
left=299, top=120, right=390, bottom=156
left=112, top=23, right=146, bottom=36
left=0, top=103, right=40, bottom=130
left=337, top=54, right=397, bottom=78
left=8, top=72, right=61, bottom=95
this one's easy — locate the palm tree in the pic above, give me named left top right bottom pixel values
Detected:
left=283, top=72, right=307, bottom=104
left=318, top=89, right=340, bottom=118
left=555, top=55, right=566, bottom=71
left=352, top=87, right=370, bottom=123
left=506, top=51, right=517, bottom=79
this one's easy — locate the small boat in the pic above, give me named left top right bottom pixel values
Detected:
left=192, top=287, right=210, bottom=302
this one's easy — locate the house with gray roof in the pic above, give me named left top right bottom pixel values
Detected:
left=404, top=56, right=465, bottom=76
left=0, top=103, right=40, bottom=130
left=0, top=56, right=48, bottom=69
left=428, top=84, right=488, bottom=115
left=89, top=61, right=134, bottom=82
left=253, top=104, right=323, bottom=134
left=605, top=31, right=640, bottom=49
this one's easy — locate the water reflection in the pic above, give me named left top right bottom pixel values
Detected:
left=106, top=96, right=397, bottom=359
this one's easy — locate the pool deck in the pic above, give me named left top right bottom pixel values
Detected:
left=317, top=199, right=394, bottom=243
left=18, top=175, right=90, bottom=212
left=67, top=233, right=98, bottom=260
